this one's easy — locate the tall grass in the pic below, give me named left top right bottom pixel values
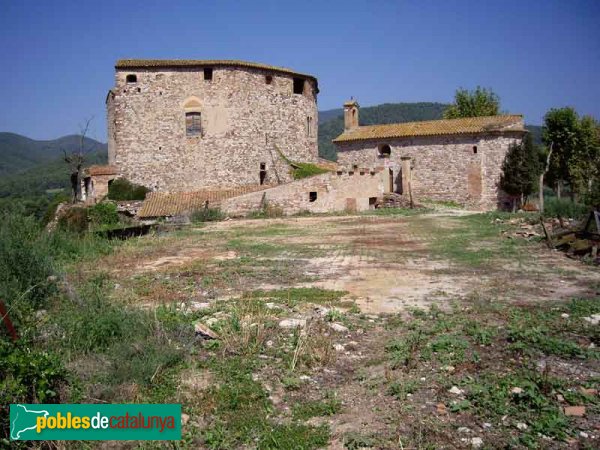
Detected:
left=543, top=197, right=589, bottom=219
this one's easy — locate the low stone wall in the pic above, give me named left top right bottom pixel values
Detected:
left=221, top=169, right=386, bottom=216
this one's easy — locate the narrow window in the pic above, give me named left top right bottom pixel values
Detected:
left=378, top=144, right=391, bottom=158
left=186, top=112, right=202, bottom=136
left=265, top=75, right=273, bottom=84
left=204, top=68, right=213, bottom=81
left=293, top=78, right=304, bottom=95
left=309, top=191, right=317, bottom=202
left=126, top=74, right=137, bottom=83
left=259, top=163, right=267, bottom=185
left=473, top=145, right=478, bottom=154
left=307, top=116, right=312, bottom=137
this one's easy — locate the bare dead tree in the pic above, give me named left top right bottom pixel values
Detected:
left=539, top=142, right=553, bottom=214
left=63, top=117, right=97, bottom=203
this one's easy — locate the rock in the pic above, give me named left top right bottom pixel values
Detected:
left=564, top=406, right=585, bottom=417
left=194, top=322, right=220, bottom=340
left=205, top=317, right=219, bottom=327
left=458, top=427, right=471, bottom=433
left=436, top=403, right=447, bottom=414
left=314, top=306, right=330, bottom=317
left=511, top=387, right=523, bottom=395
left=181, top=413, right=190, bottom=427
left=448, top=386, right=465, bottom=395
left=516, top=422, right=528, bottom=430
left=279, top=318, right=306, bottom=329
left=266, top=340, right=274, bottom=347
left=482, top=423, right=492, bottom=429
left=35, top=309, right=47, bottom=320
left=265, top=302, right=282, bottom=310
left=561, top=313, right=570, bottom=319
left=556, top=394, right=565, bottom=402
left=189, top=301, right=211, bottom=311
left=345, top=341, right=359, bottom=351
left=299, top=375, right=311, bottom=381
left=471, top=437, right=483, bottom=448
left=329, top=323, right=349, bottom=333
left=579, top=431, right=589, bottom=438
left=580, top=387, right=598, bottom=396
left=443, top=365, right=455, bottom=373
left=333, top=343, right=345, bottom=352
left=583, top=314, right=600, bottom=325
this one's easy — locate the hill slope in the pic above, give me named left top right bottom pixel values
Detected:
left=0, top=132, right=107, bottom=175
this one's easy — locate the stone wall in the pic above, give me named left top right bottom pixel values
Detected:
left=108, top=65, right=318, bottom=192
left=221, top=169, right=386, bottom=216
left=334, top=132, right=523, bottom=210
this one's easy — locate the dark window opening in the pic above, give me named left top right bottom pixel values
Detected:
left=293, top=78, right=304, bottom=95
left=126, top=74, right=137, bottom=83
left=204, top=68, right=213, bottom=81
left=186, top=112, right=202, bottom=136
left=379, top=144, right=391, bottom=158
left=137, top=87, right=141, bottom=93
left=369, top=197, right=378, bottom=209
left=473, top=145, right=478, bottom=154
left=265, top=75, right=273, bottom=84
left=259, top=163, right=267, bottom=185
left=309, top=191, right=317, bottom=202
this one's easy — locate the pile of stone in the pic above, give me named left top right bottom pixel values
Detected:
left=544, top=210, right=600, bottom=264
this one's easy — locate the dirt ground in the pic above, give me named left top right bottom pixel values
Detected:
left=87, top=210, right=600, bottom=449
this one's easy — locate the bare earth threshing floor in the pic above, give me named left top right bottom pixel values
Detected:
left=84, top=210, right=599, bottom=449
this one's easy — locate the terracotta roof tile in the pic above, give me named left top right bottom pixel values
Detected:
left=138, top=185, right=272, bottom=218
left=333, top=115, right=525, bottom=143
left=84, top=165, right=118, bottom=176
left=115, top=59, right=317, bottom=82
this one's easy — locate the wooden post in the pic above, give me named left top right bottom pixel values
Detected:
left=539, top=142, right=553, bottom=214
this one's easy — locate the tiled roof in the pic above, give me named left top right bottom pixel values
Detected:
left=84, top=165, right=118, bottom=176
left=333, top=115, right=525, bottom=143
left=138, top=185, right=272, bottom=218
left=115, top=59, right=317, bottom=82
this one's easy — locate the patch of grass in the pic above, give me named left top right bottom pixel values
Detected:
left=343, top=432, right=380, bottom=449
left=543, top=197, right=588, bottom=220
left=292, top=392, right=341, bottom=420
left=387, top=379, right=418, bottom=400
left=362, top=207, right=431, bottom=217
left=247, top=287, right=348, bottom=308
left=191, top=207, right=225, bottom=223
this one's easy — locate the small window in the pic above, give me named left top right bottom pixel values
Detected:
left=473, top=145, right=478, bottom=154
left=265, top=75, right=273, bottom=84
left=259, top=163, right=267, bottom=185
left=309, top=191, right=317, bottom=202
left=293, top=78, right=304, bottom=95
left=204, top=68, right=213, bottom=81
left=126, top=74, right=137, bottom=83
left=186, top=112, right=202, bottom=136
left=378, top=144, right=391, bottom=158
left=307, top=116, right=313, bottom=137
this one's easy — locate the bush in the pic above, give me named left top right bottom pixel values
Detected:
left=107, top=178, right=149, bottom=201
left=88, top=202, right=120, bottom=227
left=0, top=212, right=56, bottom=312
left=291, top=162, right=330, bottom=180
left=191, top=207, right=225, bottom=223
left=543, top=197, right=588, bottom=219
left=248, top=203, right=284, bottom=219
left=57, top=207, right=88, bottom=233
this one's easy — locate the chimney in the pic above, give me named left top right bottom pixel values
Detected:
left=343, top=98, right=359, bottom=131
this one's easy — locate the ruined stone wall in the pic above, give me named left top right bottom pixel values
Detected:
left=335, top=133, right=523, bottom=210
left=108, top=66, right=318, bottom=192
left=221, top=170, right=385, bottom=216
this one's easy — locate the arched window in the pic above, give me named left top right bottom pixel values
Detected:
left=183, top=97, right=202, bottom=137
left=126, top=74, right=137, bottom=83
left=378, top=144, right=391, bottom=158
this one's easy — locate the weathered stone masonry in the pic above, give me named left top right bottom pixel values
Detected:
left=107, top=60, right=319, bottom=192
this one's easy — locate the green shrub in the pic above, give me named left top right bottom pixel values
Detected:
left=107, top=178, right=149, bottom=201
left=291, top=162, right=330, bottom=180
left=0, top=339, right=70, bottom=443
left=88, top=202, right=120, bottom=227
left=57, top=207, right=88, bottom=233
left=0, top=212, right=56, bottom=312
left=42, top=192, right=70, bottom=225
left=543, top=197, right=588, bottom=219
left=191, top=207, right=225, bottom=223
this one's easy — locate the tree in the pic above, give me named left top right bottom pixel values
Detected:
left=541, top=107, right=579, bottom=198
left=499, top=133, right=541, bottom=210
left=443, top=87, right=500, bottom=119
left=570, top=115, right=600, bottom=199
left=63, top=118, right=96, bottom=203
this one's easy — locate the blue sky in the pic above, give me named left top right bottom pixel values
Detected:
left=1, top=0, right=599, bottom=141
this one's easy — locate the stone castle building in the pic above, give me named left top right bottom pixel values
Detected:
left=106, top=59, right=319, bottom=191
left=97, top=58, right=526, bottom=215
left=333, top=100, right=526, bottom=210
